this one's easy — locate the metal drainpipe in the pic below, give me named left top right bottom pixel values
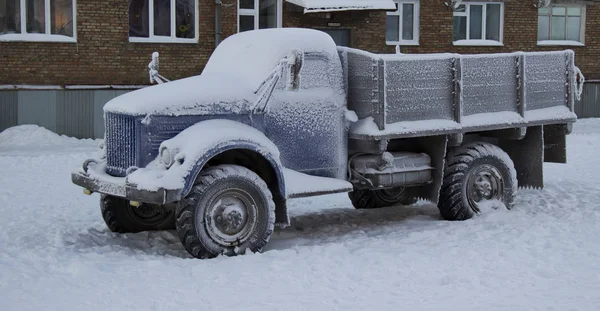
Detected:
left=215, top=0, right=222, bottom=46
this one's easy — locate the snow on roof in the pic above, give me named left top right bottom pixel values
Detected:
left=203, top=28, right=338, bottom=88
left=286, top=0, right=395, bottom=13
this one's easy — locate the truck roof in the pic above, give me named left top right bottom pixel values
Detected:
left=202, top=28, right=339, bottom=88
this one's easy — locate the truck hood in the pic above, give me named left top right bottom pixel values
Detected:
left=103, top=74, right=256, bottom=116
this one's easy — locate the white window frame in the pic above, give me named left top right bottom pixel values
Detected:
left=0, top=0, right=77, bottom=42
left=237, top=0, right=282, bottom=33
left=386, top=0, right=419, bottom=46
left=129, top=0, right=199, bottom=44
left=452, top=2, right=504, bottom=46
left=537, top=4, right=585, bottom=47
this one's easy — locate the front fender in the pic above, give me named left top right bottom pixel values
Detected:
left=181, top=140, right=286, bottom=200
left=127, top=119, right=285, bottom=202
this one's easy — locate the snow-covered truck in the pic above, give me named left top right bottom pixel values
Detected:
left=72, top=28, right=583, bottom=259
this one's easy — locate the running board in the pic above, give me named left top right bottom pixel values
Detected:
left=283, top=168, right=353, bottom=199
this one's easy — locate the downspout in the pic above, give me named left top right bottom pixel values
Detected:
left=215, top=0, right=222, bottom=46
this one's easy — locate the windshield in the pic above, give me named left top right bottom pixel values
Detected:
left=201, top=28, right=338, bottom=89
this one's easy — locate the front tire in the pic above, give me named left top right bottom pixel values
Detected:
left=438, top=142, right=517, bottom=221
left=348, top=187, right=417, bottom=209
left=175, top=164, right=275, bottom=259
left=100, top=195, right=175, bottom=233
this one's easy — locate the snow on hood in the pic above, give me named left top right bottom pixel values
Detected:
left=104, top=28, right=338, bottom=116
left=103, top=74, right=254, bottom=116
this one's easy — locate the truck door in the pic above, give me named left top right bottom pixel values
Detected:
left=264, top=51, right=347, bottom=179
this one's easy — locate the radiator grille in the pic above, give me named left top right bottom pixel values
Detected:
left=105, top=113, right=138, bottom=177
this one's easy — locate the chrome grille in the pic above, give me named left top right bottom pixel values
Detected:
left=105, top=113, right=138, bottom=177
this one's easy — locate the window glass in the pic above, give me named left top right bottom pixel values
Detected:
left=386, top=15, right=399, bottom=41
left=154, top=0, right=171, bottom=36
left=176, top=0, right=194, bottom=38
left=129, top=0, right=149, bottom=37
left=401, top=3, right=413, bottom=40
left=486, top=3, right=501, bottom=41
left=567, top=7, right=581, bottom=16
left=537, top=15, right=549, bottom=40
left=453, top=16, right=466, bottom=41
left=551, top=15, right=566, bottom=40
left=469, top=5, right=482, bottom=40
left=50, top=0, right=73, bottom=36
left=455, top=4, right=465, bottom=13
left=239, top=15, right=253, bottom=32
left=26, top=0, right=45, bottom=33
left=239, top=0, right=253, bottom=9
left=552, top=7, right=566, bottom=16
left=259, top=0, right=277, bottom=29
left=567, top=16, right=581, bottom=41
left=0, top=0, right=21, bottom=34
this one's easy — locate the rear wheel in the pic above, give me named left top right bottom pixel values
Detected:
left=100, top=195, right=175, bottom=233
left=438, top=142, right=517, bottom=221
left=175, top=165, right=275, bottom=259
left=348, top=187, right=417, bottom=209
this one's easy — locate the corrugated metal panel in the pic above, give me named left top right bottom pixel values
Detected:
left=0, top=91, right=18, bottom=132
left=18, top=90, right=57, bottom=132
left=580, top=83, right=599, bottom=118
left=57, top=90, right=95, bottom=138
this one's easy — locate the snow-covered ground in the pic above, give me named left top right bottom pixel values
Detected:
left=1, top=120, right=600, bottom=310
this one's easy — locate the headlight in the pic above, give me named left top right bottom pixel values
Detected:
left=159, top=147, right=174, bottom=167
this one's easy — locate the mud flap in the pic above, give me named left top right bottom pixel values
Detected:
left=500, top=126, right=544, bottom=189
left=543, top=124, right=568, bottom=164
left=414, top=135, right=448, bottom=204
left=274, top=198, right=289, bottom=228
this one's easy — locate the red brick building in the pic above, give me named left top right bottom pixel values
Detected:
left=1, top=0, right=599, bottom=136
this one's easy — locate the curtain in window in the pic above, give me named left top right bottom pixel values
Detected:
left=0, top=0, right=21, bottom=34
left=153, top=0, right=170, bottom=36
left=129, top=0, right=149, bottom=37
left=50, top=0, right=73, bottom=36
left=26, top=0, right=45, bottom=33
left=176, top=0, right=194, bottom=38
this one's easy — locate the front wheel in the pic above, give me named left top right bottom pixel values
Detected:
left=348, top=187, right=417, bottom=209
left=175, top=164, right=275, bottom=259
left=438, top=142, right=517, bottom=221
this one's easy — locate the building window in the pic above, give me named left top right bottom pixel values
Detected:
left=238, top=0, right=282, bottom=32
left=537, top=6, right=585, bottom=46
left=386, top=0, right=419, bottom=45
left=0, top=0, right=75, bottom=42
left=453, top=2, right=503, bottom=46
left=129, top=0, right=197, bottom=43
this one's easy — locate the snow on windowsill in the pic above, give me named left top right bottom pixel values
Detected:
left=453, top=40, right=503, bottom=47
left=386, top=41, right=419, bottom=46
left=537, top=40, right=584, bottom=47
left=129, top=37, right=198, bottom=44
left=0, top=33, right=76, bottom=43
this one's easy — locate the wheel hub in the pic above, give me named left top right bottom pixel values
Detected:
left=204, top=189, right=257, bottom=246
left=466, top=164, right=504, bottom=213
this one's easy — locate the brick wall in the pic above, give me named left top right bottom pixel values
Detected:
left=1, top=0, right=598, bottom=85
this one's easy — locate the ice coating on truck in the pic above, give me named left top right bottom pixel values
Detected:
left=103, top=28, right=339, bottom=116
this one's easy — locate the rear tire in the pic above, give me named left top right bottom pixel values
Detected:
left=348, top=187, right=417, bottom=209
left=438, top=142, right=517, bottom=221
left=175, top=164, right=275, bottom=259
left=100, top=195, right=175, bottom=233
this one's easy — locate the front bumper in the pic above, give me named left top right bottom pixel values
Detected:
left=71, top=160, right=181, bottom=205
